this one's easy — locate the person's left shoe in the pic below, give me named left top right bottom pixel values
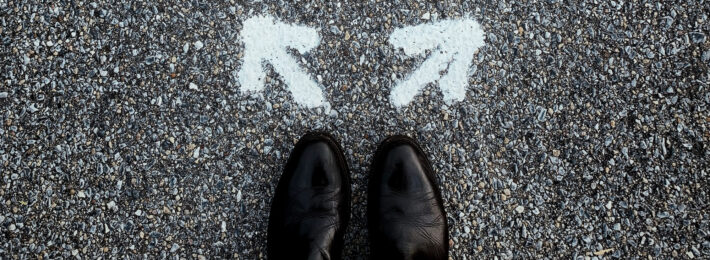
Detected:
left=267, top=133, right=351, bottom=260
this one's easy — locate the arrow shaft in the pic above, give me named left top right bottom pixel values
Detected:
left=390, top=51, right=452, bottom=107
left=438, top=50, right=475, bottom=102
left=267, top=50, right=324, bottom=108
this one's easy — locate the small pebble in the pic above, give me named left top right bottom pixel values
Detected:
left=689, top=32, right=706, bottom=43
left=421, top=12, right=431, bottom=20
left=194, top=40, right=204, bottom=50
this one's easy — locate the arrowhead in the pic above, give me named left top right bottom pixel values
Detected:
left=389, top=18, right=486, bottom=107
left=237, top=15, right=328, bottom=108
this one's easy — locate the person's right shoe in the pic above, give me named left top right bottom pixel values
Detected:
left=368, top=135, right=449, bottom=259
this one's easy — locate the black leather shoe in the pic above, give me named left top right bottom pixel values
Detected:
left=368, top=135, right=449, bottom=259
left=267, top=133, right=351, bottom=260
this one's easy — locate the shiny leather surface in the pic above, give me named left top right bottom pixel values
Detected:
left=368, top=136, right=449, bottom=260
left=268, top=133, right=350, bottom=260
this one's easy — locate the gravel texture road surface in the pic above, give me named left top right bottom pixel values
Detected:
left=1, top=0, right=709, bottom=259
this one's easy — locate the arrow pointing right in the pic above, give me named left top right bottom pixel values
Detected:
left=388, top=18, right=486, bottom=107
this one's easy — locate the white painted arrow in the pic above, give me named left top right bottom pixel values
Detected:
left=389, top=18, right=486, bottom=107
left=237, top=15, right=327, bottom=108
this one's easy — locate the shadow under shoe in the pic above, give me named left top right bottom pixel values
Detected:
left=267, top=133, right=351, bottom=260
left=368, top=135, right=449, bottom=260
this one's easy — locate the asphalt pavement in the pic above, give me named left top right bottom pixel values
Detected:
left=1, top=0, right=709, bottom=258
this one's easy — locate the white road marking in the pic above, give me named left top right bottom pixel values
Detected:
left=237, top=15, right=327, bottom=108
left=389, top=18, right=486, bottom=107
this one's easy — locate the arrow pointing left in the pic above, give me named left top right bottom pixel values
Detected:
left=237, top=15, right=327, bottom=108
